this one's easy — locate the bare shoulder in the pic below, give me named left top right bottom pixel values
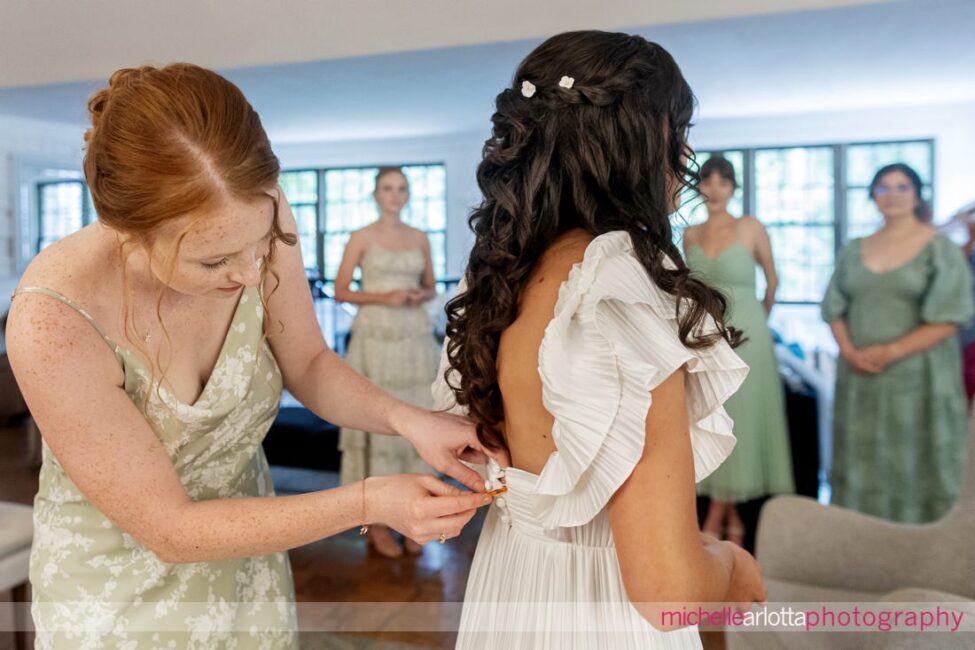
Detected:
left=537, top=230, right=592, bottom=276
left=17, top=225, right=115, bottom=299
left=682, top=223, right=702, bottom=242
left=738, top=216, right=768, bottom=245
left=403, top=224, right=429, bottom=246
left=739, top=215, right=765, bottom=233
left=344, top=226, right=373, bottom=249
left=9, top=225, right=122, bottom=383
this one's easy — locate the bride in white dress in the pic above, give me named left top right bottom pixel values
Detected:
left=432, top=31, right=767, bottom=648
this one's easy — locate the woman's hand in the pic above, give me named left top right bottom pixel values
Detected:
left=384, top=289, right=412, bottom=307
left=720, top=539, right=768, bottom=611
left=858, top=343, right=898, bottom=372
left=393, top=407, right=510, bottom=492
left=406, top=288, right=428, bottom=306
left=841, top=347, right=883, bottom=374
left=366, top=474, right=493, bottom=543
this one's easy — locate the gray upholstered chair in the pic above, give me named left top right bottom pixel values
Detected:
left=0, top=502, right=32, bottom=650
left=726, top=415, right=975, bottom=649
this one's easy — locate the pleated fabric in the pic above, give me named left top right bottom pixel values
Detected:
left=433, top=231, right=749, bottom=649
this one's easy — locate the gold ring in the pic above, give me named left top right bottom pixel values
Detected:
left=438, top=532, right=447, bottom=544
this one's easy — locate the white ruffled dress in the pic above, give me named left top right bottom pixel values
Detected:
left=432, top=231, right=748, bottom=649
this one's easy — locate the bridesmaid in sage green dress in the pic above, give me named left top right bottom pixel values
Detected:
left=822, top=163, right=974, bottom=523
left=684, top=156, right=795, bottom=547
left=7, top=65, right=498, bottom=649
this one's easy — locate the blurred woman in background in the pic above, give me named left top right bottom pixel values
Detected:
left=684, top=155, right=795, bottom=547
left=336, top=167, right=442, bottom=557
left=822, top=162, right=973, bottom=523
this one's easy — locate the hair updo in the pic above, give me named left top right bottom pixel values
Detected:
left=84, top=63, right=289, bottom=241
left=82, top=64, right=296, bottom=401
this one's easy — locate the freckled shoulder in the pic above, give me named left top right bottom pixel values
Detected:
left=17, top=225, right=113, bottom=300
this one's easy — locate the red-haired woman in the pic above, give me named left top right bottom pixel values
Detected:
left=7, top=64, right=497, bottom=648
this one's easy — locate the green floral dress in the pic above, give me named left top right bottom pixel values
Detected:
left=821, top=234, right=974, bottom=523
left=13, top=285, right=298, bottom=649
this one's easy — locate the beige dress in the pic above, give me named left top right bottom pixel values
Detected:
left=339, top=247, right=439, bottom=485
left=13, top=285, right=297, bottom=649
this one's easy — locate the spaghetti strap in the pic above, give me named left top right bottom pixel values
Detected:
left=12, top=286, right=121, bottom=354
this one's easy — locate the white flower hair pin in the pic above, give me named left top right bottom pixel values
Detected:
left=559, top=76, right=575, bottom=89
left=521, top=80, right=537, bottom=98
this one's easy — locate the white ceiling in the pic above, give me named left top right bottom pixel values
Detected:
left=0, top=0, right=883, bottom=88
left=0, top=0, right=972, bottom=143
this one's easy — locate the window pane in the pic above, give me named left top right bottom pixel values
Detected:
left=754, top=147, right=833, bottom=225
left=324, top=232, right=351, bottom=280
left=846, top=141, right=933, bottom=187
left=292, top=204, right=318, bottom=270
left=279, top=171, right=318, bottom=203
left=766, top=225, right=835, bottom=303
left=38, top=182, right=85, bottom=250
left=322, top=164, right=447, bottom=281
left=280, top=171, right=320, bottom=272
left=426, top=231, right=447, bottom=279
left=754, top=147, right=835, bottom=302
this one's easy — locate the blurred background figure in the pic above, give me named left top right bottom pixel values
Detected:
left=685, top=155, right=795, bottom=547
left=822, top=163, right=973, bottom=523
left=948, top=202, right=975, bottom=403
left=334, top=167, right=440, bottom=558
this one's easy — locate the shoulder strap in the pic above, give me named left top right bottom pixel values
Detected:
left=12, top=286, right=120, bottom=354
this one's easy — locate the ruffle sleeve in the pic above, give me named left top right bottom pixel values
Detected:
left=530, top=232, right=748, bottom=529
left=430, top=232, right=749, bottom=531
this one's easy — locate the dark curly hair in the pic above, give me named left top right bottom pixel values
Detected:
left=444, top=30, right=743, bottom=451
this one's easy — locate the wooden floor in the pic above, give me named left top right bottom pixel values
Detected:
left=0, top=420, right=724, bottom=650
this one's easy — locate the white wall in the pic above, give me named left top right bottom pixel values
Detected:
left=0, top=115, right=85, bottom=276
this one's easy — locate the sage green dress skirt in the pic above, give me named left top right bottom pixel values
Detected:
left=688, top=242, right=795, bottom=502
left=822, top=234, right=974, bottom=523
left=13, top=285, right=297, bottom=649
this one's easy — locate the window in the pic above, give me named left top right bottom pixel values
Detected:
left=675, top=139, right=934, bottom=304
left=279, top=164, right=447, bottom=284
left=754, top=146, right=835, bottom=303
left=277, top=170, right=320, bottom=272
left=37, top=180, right=94, bottom=252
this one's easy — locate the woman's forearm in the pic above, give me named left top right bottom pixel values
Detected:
left=888, top=323, right=959, bottom=360
left=629, top=541, right=736, bottom=631
left=334, top=289, right=389, bottom=306
left=828, top=320, right=855, bottom=356
left=162, top=482, right=365, bottom=563
left=286, top=347, right=415, bottom=436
